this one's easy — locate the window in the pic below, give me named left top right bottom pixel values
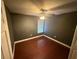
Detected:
left=37, top=20, right=44, bottom=33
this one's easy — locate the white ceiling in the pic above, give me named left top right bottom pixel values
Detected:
left=4, top=0, right=77, bottom=16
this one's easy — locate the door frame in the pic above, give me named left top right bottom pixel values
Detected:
left=68, top=27, right=77, bottom=59
left=1, top=0, right=13, bottom=59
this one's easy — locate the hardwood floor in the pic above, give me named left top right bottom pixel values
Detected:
left=14, top=36, right=70, bottom=59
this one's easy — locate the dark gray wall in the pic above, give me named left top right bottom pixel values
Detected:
left=11, top=14, right=39, bottom=41
left=5, top=7, right=14, bottom=50
left=11, top=12, right=76, bottom=46
left=44, top=12, right=77, bottom=46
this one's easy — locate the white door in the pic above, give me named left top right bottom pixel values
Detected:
left=1, top=0, right=12, bottom=59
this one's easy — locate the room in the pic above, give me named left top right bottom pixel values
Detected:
left=1, top=0, right=77, bottom=59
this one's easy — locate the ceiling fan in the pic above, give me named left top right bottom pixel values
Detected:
left=39, top=8, right=48, bottom=20
left=31, top=1, right=77, bottom=19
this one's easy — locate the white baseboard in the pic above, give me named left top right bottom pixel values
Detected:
left=14, top=35, right=44, bottom=44
left=14, top=34, right=70, bottom=48
left=43, top=35, right=70, bottom=48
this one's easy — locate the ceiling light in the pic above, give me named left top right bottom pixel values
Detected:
left=40, top=16, right=45, bottom=20
left=39, top=8, right=47, bottom=20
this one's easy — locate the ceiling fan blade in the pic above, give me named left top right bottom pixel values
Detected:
left=47, top=8, right=76, bottom=15
left=49, top=1, right=77, bottom=11
left=47, top=1, right=77, bottom=15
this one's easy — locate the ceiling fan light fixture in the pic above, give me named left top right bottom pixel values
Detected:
left=40, top=16, right=45, bottom=20
left=39, top=8, right=47, bottom=20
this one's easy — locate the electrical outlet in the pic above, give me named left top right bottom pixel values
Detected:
left=30, top=34, right=33, bottom=36
left=53, top=36, right=56, bottom=38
